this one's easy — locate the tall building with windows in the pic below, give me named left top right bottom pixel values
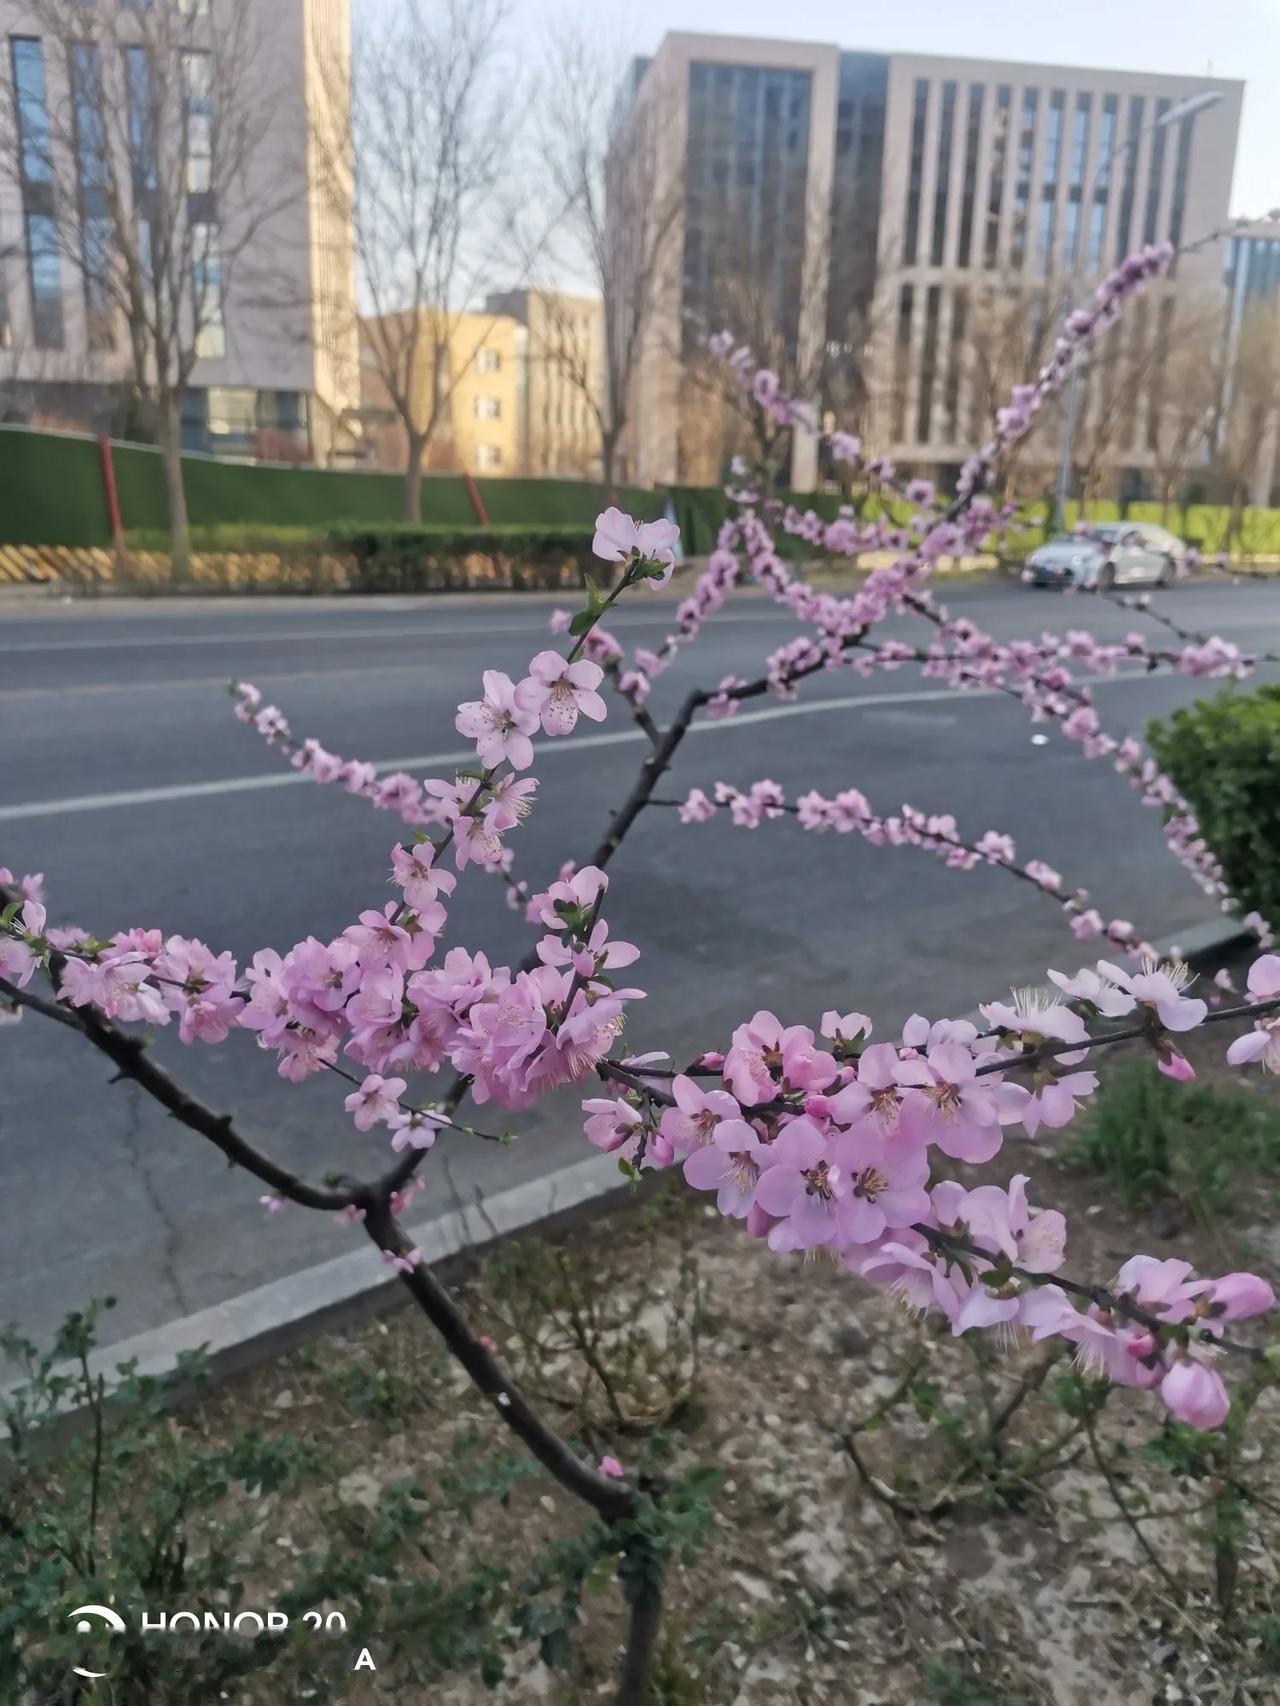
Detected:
left=0, top=0, right=360, bottom=463
left=617, top=32, right=1242, bottom=493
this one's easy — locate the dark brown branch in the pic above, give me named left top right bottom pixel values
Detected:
left=361, top=1199, right=637, bottom=1523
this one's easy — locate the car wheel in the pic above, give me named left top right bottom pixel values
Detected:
left=1157, top=558, right=1175, bottom=588
left=1098, top=564, right=1116, bottom=591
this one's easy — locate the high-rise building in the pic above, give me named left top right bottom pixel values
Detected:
left=616, top=32, right=1243, bottom=495
left=0, top=0, right=360, bottom=463
left=1219, top=220, right=1280, bottom=506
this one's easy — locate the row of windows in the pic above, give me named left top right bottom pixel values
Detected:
left=892, top=280, right=1177, bottom=453
left=4, top=33, right=223, bottom=357
left=902, top=77, right=1197, bottom=278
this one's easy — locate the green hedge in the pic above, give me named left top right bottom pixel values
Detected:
left=1147, top=685, right=1280, bottom=921
left=327, top=524, right=600, bottom=593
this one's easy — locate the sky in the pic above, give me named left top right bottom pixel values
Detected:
left=523, top=0, right=1280, bottom=217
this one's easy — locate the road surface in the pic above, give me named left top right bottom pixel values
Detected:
left=2, top=579, right=1277, bottom=1350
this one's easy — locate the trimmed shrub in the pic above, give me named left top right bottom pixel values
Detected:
left=1147, top=684, right=1280, bottom=921
left=327, top=524, right=600, bottom=593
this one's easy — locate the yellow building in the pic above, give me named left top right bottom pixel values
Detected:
left=487, top=290, right=605, bottom=478
left=361, top=292, right=604, bottom=478
left=360, top=310, right=525, bottom=476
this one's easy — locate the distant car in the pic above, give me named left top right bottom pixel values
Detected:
left=1022, top=522, right=1185, bottom=590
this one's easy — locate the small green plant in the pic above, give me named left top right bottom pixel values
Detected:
left=923, top=1654, right=1030, bottom=1705
left=1148, top=684, right=1280, bottom=922
left=1064, top=1059, right=1280, bottom=1215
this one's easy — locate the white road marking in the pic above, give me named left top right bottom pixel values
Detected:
left=0, top=671, right=1160, bottom=824
left=0, top=611, right=783, bottom=654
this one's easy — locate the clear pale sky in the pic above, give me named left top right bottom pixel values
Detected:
left=524, top=0, right=1280, bottom=217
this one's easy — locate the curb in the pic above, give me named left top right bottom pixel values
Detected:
left=6, top=917, right=1253, bottom=1423
left=2, top=1153, right=630, bottom=1426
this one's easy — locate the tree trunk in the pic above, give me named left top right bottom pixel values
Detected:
left=158, top=392, right=192, bottom=582
left=404, top=435, right=425, bottom=523
left=600, top=425, right=618, bottom=490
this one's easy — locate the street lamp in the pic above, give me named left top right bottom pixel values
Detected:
left=1053, top=88, right=1224, bottom=519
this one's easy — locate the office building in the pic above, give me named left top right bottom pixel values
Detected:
left=0, top=0, right=360, bottom=462
left=617, top=32, right=1242, bottom=495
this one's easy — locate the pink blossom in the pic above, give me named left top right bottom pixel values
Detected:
left=382, top=1247, right=423, bottom=1275
left=1199, top=1271, right=1275, bottom=1326
left=1095, top=957, right=1206, bottom=1032
left=754, top=1117, right=854, bottom=1250
left=389, top=1107, right=448, bottom=1152
left=1161, top=1353, right=1229, bottom=1429
left=391, top=841, right=457, bottom=912
left=679, top=788, right=716, bottom=824
left=344, top=1074, right=406, bottom=1131
left=723, top=1011, right=836, bottom=1105
left=454, top=670, right=543, bottom=770
left=592, top=507, right=681, bottom=581
left=598, top=1454, right=625, bottom=1479
left=1047, top=965, right=1136, bottom=1018
left=524, top=651, right=608, bottom=735
left=658, top=1075, right=754, bottom=1155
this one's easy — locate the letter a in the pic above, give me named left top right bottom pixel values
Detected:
left=353, top=1648, right=376, bottom=1672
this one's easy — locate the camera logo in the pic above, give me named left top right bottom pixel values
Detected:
left=67, top=1604, right=126, bottom=1679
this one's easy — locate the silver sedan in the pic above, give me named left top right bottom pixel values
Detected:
left=1022, top=523, right=1183, bottom=589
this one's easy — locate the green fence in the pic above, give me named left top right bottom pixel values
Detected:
left=0, top=426, right=662, bottom=549
left=3, top=424, right=1280, bottom=561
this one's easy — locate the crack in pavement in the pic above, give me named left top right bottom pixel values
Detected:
left=117, top=1081, right=191, bottom=1317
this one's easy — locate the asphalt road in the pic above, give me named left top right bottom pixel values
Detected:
left=3, top=578, right=1278, bottom=1354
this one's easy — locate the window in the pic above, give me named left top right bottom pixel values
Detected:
left=1010, top=87, right=1039, bottom=270
left=903, top=78, right=929, bottom=265
left=984, top=84, right=1011, bottom=266
left=476, top=347, right=500, bottom=374
left=916, top=284, right=942, bottom=443
left=891, top=284, right=913, bottom=441
left=476, top=444, right=502, bottom=470
left=1168, top=113, right=1195, bottom=252
left=207, top=387, right=256, bottom=436
left=474, top=395, right=501, bottom=420
left=956, top=84, right=983, bottom=267
left=930, top=81, right=957, bottom=265
left=1064, top=94, right=1090, bottom=271
left=10, top=38, right=62, bottom=348
left=1143, top=98, right=1171, bottom=245
left=192, top=223, right=225, bottom=358
left=70, top=44, right=114, bottom=350
left=1115, top=96, right=1144, bottom=261
left=183, top=51, right=213, bottom=195
left=1037, top=90, right=1064, bottom=274
left=1087, top=95, right=1118, bottom=270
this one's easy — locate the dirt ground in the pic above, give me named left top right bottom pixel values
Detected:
left=166, top=990, right=1280, bottom=1706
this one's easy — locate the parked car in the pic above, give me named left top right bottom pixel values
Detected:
left=1022, top=522, right=1185, bottom=589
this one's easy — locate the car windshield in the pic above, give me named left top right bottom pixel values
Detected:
left=1083, top=525, right=1125, bottom=542
left=1044, top=535, right=1096, bottom=549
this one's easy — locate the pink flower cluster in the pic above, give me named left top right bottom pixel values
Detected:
left=583, top=962, right=1277, bottom=1428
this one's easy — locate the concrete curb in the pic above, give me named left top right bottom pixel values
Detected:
left=4, top=1153, right=629, bottom=1420
left=6, top=915, right=1254, bottom=1419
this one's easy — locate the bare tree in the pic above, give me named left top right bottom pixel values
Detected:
left=1, top=0, right=284, bottom=574
left=316, top=0, right=513, bottom=522
left=1145, top=296, right=1223, bottom=520
left=534, top=22, right=681, bottom=486
left=1213, top=296, right=1280, bottom=548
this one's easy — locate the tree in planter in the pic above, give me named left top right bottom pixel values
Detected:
left=317, top=0, right=515, bottom=522
left=5, top=240, right=1280, bottom=1699
left=1, top=0, right=286, bottom=578
left=1213, top=295, right=1280, bottom=550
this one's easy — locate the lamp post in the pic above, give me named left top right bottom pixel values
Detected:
left=1053, top=88, right=1224, bottom=521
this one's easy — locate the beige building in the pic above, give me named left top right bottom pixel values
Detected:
left=362, top=292, right=606, bottom=480
left=487, top=289, right=605, bottom=478
left=0, top=0, right=360, bottom=462
left=360, top=310, right=526, bottom=477
left=618, top=32, right=1243, bottom=496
